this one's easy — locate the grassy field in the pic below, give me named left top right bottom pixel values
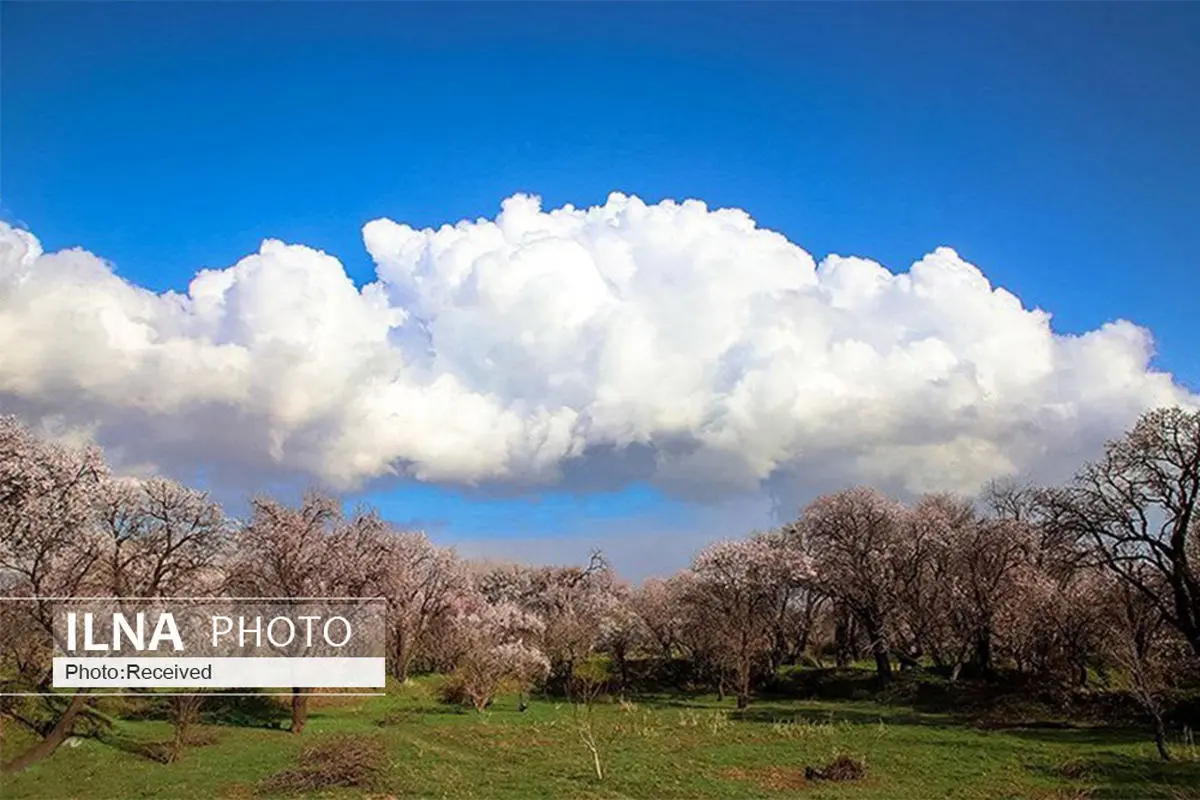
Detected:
left=2, top=677, right=1199, bottom=799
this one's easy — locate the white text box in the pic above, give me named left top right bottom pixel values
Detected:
left=52, top=657, right=385, bottom=688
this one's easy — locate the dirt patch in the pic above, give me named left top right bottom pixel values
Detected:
left=721, top=766, right=808, bottom=791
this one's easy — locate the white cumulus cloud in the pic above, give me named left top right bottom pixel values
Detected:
left=0, top=193, right=1192, bottom=504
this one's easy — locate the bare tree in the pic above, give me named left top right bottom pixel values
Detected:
left=168, top=693, right=206, bottom=763
left=95, top=477, right=229, bottom=598
left=1104, top=571, right=1193, bottom=761
left=570, top=655, right=610, bottom=781
left=0, top=416, right=107, bottom=774
left=1048, top=407, right=1200, bottom=656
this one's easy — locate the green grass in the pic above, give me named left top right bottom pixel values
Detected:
left=2, top=678, right=1199, bottom=799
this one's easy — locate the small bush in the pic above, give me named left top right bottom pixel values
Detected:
left=261, top=735, right=385, bottom=794
left=117, top=695, right=174, bottom=721
left=390, top=674, right=435, bottom=700
left=92, top=694, right=157, bottom=720
left=437, top=674, right=472, bottom=707
left=805, top=753, right=867, bottom=782
left=181, top=725, right=223, bottom=747
left=201, top=691, right=290, bottom=729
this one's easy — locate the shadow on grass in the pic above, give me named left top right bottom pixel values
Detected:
left=95, top=730, right=173, bottom=763
left=633, top=686, right=1176, bottom=760
left=730, top=705, right=937, bottom=728
left=375, top=706, right=473, bottom=726
left=1000, top=725, right=1155, bottom=747
left=96, top=724, right=231, bottom=764
left=633, top=693, right=942, bottom=728
left=1027, top=752, right=1200, bottom=799
left=198, top=693, right=291, bottom=730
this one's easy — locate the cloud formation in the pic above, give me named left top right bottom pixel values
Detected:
left=0, top=193, right=1192, bottom=503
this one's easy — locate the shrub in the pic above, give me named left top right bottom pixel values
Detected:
left=437, top=674, right=473, bottom=707
left=115, top=695, right=174, bottom=721
left=201, top=691, right=290, bottom=729
left=92, top=694, right=156, bottom=721
left=261, top=735, right=386, bottom=794
left=180, top=725, right=223, bottom=747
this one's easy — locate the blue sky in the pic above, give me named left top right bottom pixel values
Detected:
left=3, top=3, right=1198, bottom=577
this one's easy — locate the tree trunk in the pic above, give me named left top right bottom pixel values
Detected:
left=1152, top=711, right=1173, bottom=762
left=973, top=628, right=993, bottom=677
left=392, top=631, right=412, bottom=682
left=290, top=687, right=310, bottom=734
left=872, top=644, right=893, bottom=682
left=864, top=619, right=892, bottom=682
left=1167, top=572, right=1200, bottom=660
left=769, top=630, right=787, bottom=671
left=834, top=616, right=850, bottom=668
left=736, top=657, right=751, bottom=709
left=615, top=645, right=629, bottom=694
left=169, top=694, right=205, bottom=763
left=0, top=691, right=90, bottom=774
